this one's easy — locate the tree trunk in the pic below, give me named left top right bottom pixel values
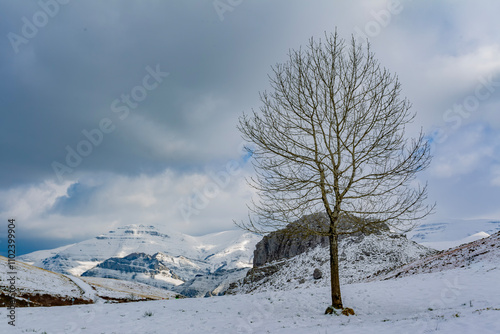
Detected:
left=328, top=232, right=343, bottom=309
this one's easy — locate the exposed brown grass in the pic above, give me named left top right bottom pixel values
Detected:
left=0, top=291, right=92, bottom=307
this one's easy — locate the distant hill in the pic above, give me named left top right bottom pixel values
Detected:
left=406, top=219, right=500, bottom=250
left=0, top=256, right=178, bottom=307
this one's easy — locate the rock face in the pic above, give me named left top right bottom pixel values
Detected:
left=86, top=252, right=179, bottom=277
left=171, top=268, right=249, bottom=298
left=253, top=213, right=389, bottom=267
left=82, top=252, right=183, bottom=288
left=253, top=231, right=328, bottom=267
left=227, top=229, right=435, bottom=295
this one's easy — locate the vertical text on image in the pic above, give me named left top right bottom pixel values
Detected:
left=6, top=218, right=17, bottom=326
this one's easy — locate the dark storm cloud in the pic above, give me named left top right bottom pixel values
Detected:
left=49, top=182, right=98, bottom=215
left=1, top=0, right=318, bottom=187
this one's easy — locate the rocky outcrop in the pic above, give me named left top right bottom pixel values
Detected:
left=227, top=231, right=435, bottom=295
left=82, top=252, right=181, bottom=283
left=171, top=268, right=249, bottom=298
left=225, top=263, right=283, bottom=295
left=253, top=213, right=389, bottom=267
left=253, top=230, right=328, bottom=267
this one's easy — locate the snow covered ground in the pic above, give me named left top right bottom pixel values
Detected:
left=1, top=261, right=498, bottom=333
left=79, top=277, right=178, bottom=301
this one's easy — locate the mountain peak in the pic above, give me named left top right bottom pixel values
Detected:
left=97, top=224, right=171, bottom=240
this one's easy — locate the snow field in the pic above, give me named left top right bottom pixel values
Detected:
left=1, top=264, right=498, bottom=334
left=79, top=277, right=178, bottom=300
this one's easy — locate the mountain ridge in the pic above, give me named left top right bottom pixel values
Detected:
left=18, top=224, right=262, bottom=297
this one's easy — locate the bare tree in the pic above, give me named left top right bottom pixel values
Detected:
left=237, top=31, right=434, bottom=312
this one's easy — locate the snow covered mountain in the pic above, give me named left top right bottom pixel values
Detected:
left=407, top=219, right=500, bottom=250
left=19, top=224, right=262, bottom=297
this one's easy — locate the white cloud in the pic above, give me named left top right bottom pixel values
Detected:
left=1, top=166, right=255, bottom=241
left=0, top=180, right=71, bottom=221
left=432, top=148, right=491, bottom=179
left=430, top=124, right=496, bottom=178
left=491, top=166, right=500, bottom=187
left=427, top=44, right=500, bottom=95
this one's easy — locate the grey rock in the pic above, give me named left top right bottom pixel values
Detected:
left=313, top=268, right=322, bottom=279
left=172, top=268, right=248, bottom=298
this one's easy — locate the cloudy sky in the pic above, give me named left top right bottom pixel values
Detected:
left=1, top=0, right=500, bottom=256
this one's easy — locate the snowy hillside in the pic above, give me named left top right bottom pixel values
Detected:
left=78, top=277, right=179, bottom=302
left=1, top=258, right=498, bottom=333
left=407, top=219, right=500, bottom=250
left=0, top=256, right=177, bottom=307
left=0, top=255, right=92, bottom=307
left=174, top=267, right=250, bottom=298
left=227, top=232, right=434, bottom=295
left=376, top=231, right=500, bottom=280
